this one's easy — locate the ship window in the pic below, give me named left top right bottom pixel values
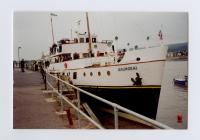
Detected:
left=136, top=57, right=141, bottom=61
left=92, top=38, right=96, bottom=43
left=73, top=53, right=80, bottom=59
left=59, top=45, right=62, bottom=52
left=90, top=72, right=93, bottom=76
left=107, top=71, right=111, bottom=76
left=86, top=38, right=89, bottom=43
left=55, top=58, right=59, bottom=63
left=73, top=72, right=77, bottom=79
left=80, top=38, right=84, bottom=43
left=94, top=44, right=97, bottom=48
left=83, top=72, right=86, bottom=77
left=74, top=38, right=78, bottom=43
left=83, top=53, right=89, bottom=58
left=98, top=71, right=101, bottom=76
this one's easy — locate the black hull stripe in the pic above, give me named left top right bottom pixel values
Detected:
left=65, top=59, right=166, bottom=70
left=77, top=85, right=161, bottom=89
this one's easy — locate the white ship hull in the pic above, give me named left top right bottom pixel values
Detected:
left=46, top=46, right=167, bottom=119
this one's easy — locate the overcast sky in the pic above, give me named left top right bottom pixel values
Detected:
left=13, top=12, right=188, bottom=60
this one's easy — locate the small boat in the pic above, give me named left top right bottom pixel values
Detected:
left=174, top=75, right=188, bottom=87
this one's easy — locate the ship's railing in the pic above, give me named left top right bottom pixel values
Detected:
left=44, top=71, right=172, bottom=129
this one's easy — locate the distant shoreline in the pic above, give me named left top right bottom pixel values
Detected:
left=167, top=56, right=188, bottom=61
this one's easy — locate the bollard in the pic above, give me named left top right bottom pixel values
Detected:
left=177, top=113, right=183, bottom=123
left=65, top=109, right=73, bottom=126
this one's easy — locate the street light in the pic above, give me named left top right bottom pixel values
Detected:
left=18, top=46, right=22, bottom=67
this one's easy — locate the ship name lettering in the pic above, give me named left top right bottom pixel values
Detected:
left=118, top=66, right=137, bottom=71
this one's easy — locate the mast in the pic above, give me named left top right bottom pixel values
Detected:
left=50, top=13, right=57, bottom=44
left=86, top=12, right=92, bottom=57
left=50, top=16, right=55, bottom=44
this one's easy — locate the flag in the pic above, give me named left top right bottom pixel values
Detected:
left=158, top=30, right=163, bottom=40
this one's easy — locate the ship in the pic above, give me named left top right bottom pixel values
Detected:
left=43, top=12, right=168, bottom=119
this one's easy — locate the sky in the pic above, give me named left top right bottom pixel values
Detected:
left=13, top=12, right=188, bottom=60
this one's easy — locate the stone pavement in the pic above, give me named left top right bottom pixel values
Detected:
left=13, top=68, right=67, bottom=129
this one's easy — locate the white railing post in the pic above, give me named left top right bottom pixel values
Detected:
left=57, top=74, right=60, bottom=93
left=77, top=90, right=81, bottom=128
left=114, top=106, right=119, bottom=129
left=51, top=76, right=54, bottom=98
left=60, top=81, right=63, bottom=112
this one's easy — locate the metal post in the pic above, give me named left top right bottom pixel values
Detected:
left=51, top=76, right=54, bottom=99
left=60, top=82, right=63, bottom=112
left=114, top=106, right=119, bottom=129
left=57, top=76, right=60, bottom=93
left=77, top=90, right=81, bottom=128
left=44, top=71, right=47, bottom=90
left=18, top=46, right=21, bottom=68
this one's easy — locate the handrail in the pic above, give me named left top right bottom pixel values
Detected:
left=46, top=80, right=104, bottom=129
left=45, top=71, right=172, bottom=129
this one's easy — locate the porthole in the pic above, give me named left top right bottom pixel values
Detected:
left=98, top=71, right=101, bottom=76
left=83, top=72, right=86, bottom=77
left=107, top=71, right=111, bottom=76
left=136, top=57, right=141, bottom=61
left=90, top=72, right=93, bottom=76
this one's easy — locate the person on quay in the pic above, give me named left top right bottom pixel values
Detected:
left=21, top=59, right=25, bottom=72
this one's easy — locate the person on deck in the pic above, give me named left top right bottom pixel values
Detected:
left=131, top=72, right=142, bottom=86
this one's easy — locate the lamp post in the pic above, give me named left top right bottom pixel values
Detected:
left=50, top=13, right=57, bottom=44
left=18, top=46, right=22, bottom=67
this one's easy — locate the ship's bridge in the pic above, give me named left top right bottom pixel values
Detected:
left=49, top=32, right=115, bottom=64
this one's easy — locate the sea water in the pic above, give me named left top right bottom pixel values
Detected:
left=157, top=60, right=188, bottom=129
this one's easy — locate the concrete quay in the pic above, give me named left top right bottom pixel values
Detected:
left=13, top=68, right=93, bottom=129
